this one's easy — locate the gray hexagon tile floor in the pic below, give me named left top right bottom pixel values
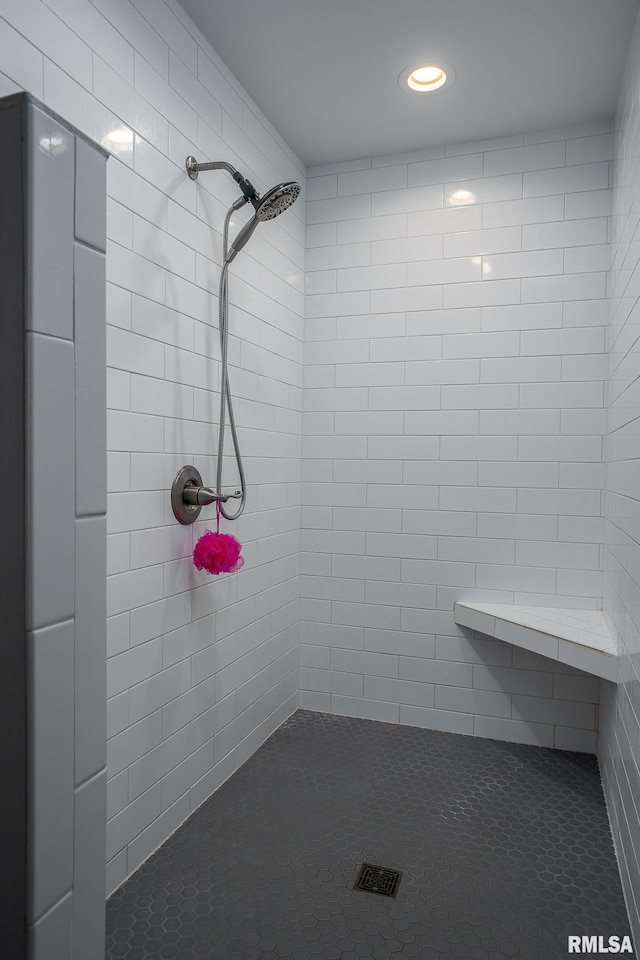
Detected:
left=105, top=710, right=634, bottom=960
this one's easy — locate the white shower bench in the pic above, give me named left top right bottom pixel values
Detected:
left=453, top=602, right=619, bottom=683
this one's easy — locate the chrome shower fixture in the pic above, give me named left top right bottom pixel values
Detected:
left=180, top=155, right=301, bottom=522
left=186, top=156, right=259, bottom=203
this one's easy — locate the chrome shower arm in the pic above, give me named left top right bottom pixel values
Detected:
left=186, top=157, right=238, bottom=180
left=186, top=155, right=259, bottom=204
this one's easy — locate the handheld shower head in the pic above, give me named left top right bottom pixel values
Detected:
left=225, top=180, right=301, bottom=263
left=254, top=181, right=301, bottom=220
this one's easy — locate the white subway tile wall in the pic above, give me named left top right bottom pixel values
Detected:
left=1, top=0, right=304, bottom=897
left=302, top=126, right=611, bottom=754
left=601, top=10, right=640, bottom=945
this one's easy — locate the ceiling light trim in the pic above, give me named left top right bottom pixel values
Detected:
left=399, top=61, right=456, bottom=95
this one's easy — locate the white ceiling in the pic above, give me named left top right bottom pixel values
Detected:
left=178, top=0, right=640, bottom=168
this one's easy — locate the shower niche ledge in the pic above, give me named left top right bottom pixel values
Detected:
left=453, top=602, right=619, bottom=683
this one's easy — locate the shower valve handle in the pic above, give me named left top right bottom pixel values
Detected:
left=182, top=485, right=241, bottom=506
left=171, top=465, right=241, bottom=525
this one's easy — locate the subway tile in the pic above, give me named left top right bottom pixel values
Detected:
left=332, top=695, right=400, bottom=723
left=483, top=248, right=563, bottom=280
left=372, top=182, right=442, bottom=217
left=483, top=140, right=565, bottom=176
left=408, top=204, right=482, bottom=237
left=481, top=301, right=563, bottom=331
left=406, top=307, right=482, bottom=336
left=522, top=217, right=607, bottom=250
left=444, top=226, right=521, bottom=258
left=402, top=461, right=478, bottom=486
left=400, top=703, right=474, bottom=734
left=474, top=715, right=554, bottom=748
left=435, top=634, right=512, bottom=667
left=338, top=212, right=406, bottom=244
left=523, top=162, right=610, bottom=196
left=564, top=243, right=611, bottom=274
left=331, top=648, right=398, bottom=678
left=75, top=137, right=107, bottom=251
left=473, top=664, right=553, bottom=698
left=75, top=244, right=107, bottom=516
left=481, top=356, right=561, bottom=383
left=73, top=772, right=106, bottom=960
left=28, top=621, right=74, bottom=920
left=440, top=435, right=518, bottom=460
left=519, top=380, right=603, bottom=409
left=442, top=383, right=519, bottom=409
left=27, top=332, right=76, bottom=629
left=402, top=557, right=475, bottom=585
left=364, top=580, right=436, bottom=609
left=443, top=278, right=521, bottom=309
left=369, top=384, right=440, bottom=410
left=369, top=337, right=442, bottom=362
left=338, top=163, right=407, bottom=196
left=442, top=331, right=519, bottom=359
left=405, top=410, right=478, bottom=435
left=408, top=153, right=483, bottom=187
left=365, top=629, right=435, bottom=658
left=565, top=133, right=614, bottom=165
left=445, top=173, right=523, bottom=205
left=439, top=485, right=519, bottom=515
left=438, top=537, right=515, bottom=564
left=371, top=284, right=442, bottom=314
left=478, top=461, right=558, bottom=487
left=75, top=518, right=107, bottom=784
left=399, top=657, right=472, bottom=687
left=516, top=487, right=601, bottom=516
left=364, top=676, right=434, bottom=707
left=371, top=234, right=442, bottom=265
left=29, top=107, right=74, bottom=340
left=518, top=435, right=602, bottom=461
left=407, top=257, right=481, bottom=286
left=405, top=358, right=479, bottom=385
left=482, top=194, right=564, bottom=228
left=476, top=512, right=558, bottom=541
left=30, top=893, right=72, bottom=960
left=298, top=667, right=363, bottom=697
left=368, top=483, right=439, bottom=509
left=565, top=189, right=612, bottom=219
left=435, top=685, right=511, bottom=717
left=521, top=271, right=606, bottom=303
left=512, top=694, right=596, bottom=730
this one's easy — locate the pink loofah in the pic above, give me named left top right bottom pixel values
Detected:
left=193, top=530, right=244, bottom=575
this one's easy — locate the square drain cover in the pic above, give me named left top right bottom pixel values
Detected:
left=353, top=862, right=402, bottom=898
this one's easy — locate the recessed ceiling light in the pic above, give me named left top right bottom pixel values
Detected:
left=400, top=62, right=455, bottom=95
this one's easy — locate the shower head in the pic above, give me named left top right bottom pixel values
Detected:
left=184, top=158, right=300, bottom=263
left=254, top=181, right=301, bottom=220
left=226, top=180, right=301, bottom=263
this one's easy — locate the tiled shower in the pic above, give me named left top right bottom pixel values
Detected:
left=1, top=0, right=639, bottom=955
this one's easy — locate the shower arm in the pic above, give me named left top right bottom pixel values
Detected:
left=185, top=156, right=258, bottom=204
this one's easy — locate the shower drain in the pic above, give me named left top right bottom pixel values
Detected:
left=353, top=862, right=402, bottom=898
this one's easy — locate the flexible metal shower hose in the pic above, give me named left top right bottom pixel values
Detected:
left=215, top=204, right=247, bottom=520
